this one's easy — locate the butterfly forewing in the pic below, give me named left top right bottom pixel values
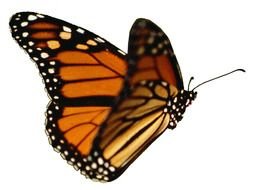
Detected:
left=9, top=12, right=128, bottom=179
left=128, top=18, right=184, bottom=89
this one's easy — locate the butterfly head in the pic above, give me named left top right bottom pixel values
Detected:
left=166, top=68, right=246, bottom=129
left=186, top=90, right=197, bottom=106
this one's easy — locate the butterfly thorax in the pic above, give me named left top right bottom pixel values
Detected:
left=165, top=90, right=197, bottom=129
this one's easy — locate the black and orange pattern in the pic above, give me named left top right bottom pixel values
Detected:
left=9, top=12, right=129, bottom=181
left=10, top=12, right=197, bottom=182
left=128, top=18, right=184, bottom=89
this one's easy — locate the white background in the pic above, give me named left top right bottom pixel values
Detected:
left=1, top=0, right=261, bottom=189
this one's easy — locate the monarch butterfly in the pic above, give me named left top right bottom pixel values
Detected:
left=9, top=12, right=244, bottom=182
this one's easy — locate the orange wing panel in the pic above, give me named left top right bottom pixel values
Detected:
left=93, top=51, right=127, bottom=76
left=28, top=22, right=59, bottom=29
left=53, top=51, right=98, bottom=64
left=59, top=65, right=117, bottom=81
left=155, top=55, right=177, bottom=86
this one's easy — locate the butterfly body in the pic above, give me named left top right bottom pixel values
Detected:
left=166, top=89, right=197, bottom=129
left=10, top=12, right=196, bottom=182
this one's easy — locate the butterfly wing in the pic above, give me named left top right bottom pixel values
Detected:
left=93, top=19, right=187, bottom=181
left=128, top=18, right=184, bottom=89
left=10, top=12, right=128, bottom=178
left=97, top=80, right=179, bottom=180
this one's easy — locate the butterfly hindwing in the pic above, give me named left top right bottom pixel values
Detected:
left=97, top=80, right=180, bottom=179
left=9, top=12, right=128, bottom=180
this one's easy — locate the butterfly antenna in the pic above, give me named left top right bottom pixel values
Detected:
left=187, top=77, right=194, bottom=91
left=192, top=69, right=246, bottom=91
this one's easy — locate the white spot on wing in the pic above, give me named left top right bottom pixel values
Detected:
left=63, top=26, right=72, bottom=32
left=48, top=68, right=55, bottom=74
left=117, top=49, right=126, bottom=55
left=76, top=28, right=85, bottom=34
left=71, top=158, right=75, bottom=162
left=149, top=81, right=154, bottom=87
left=140, top=80, right=147, bottom=85
left=21, top=22, right=28, bottom=27
left=22, top=32, right=29, bottom=37
left=137, top=47, right=144, bottom=55
left=28, top=41, right=34, bottom=46
left=104, top=162, right=109, bottom=168
left=49, top=61, right=55, bottom=65
left=97, top=157, right=104, bottom=165
left=161, top=81, right=167, bottom=86
left=36, top=14, right=45, bottom=18
left=147, top=36, right=154, bottom=44
left=94, top=37, right=105, bottom=43
left=93, top=151, right=99, bottom=157
left=109, top=166, right=115, bottom=172
left=158, top=43, right=164, bottom=48
left=152, top=48, right=157, bottom=54
left=41, top=52, right=49, bottom=58
left=28, top=15, right=37, bottom=21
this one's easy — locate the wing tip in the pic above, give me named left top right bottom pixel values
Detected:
left=130, top=18, right=163, bottom=35
left=9, top=11, right=45, bottom=27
